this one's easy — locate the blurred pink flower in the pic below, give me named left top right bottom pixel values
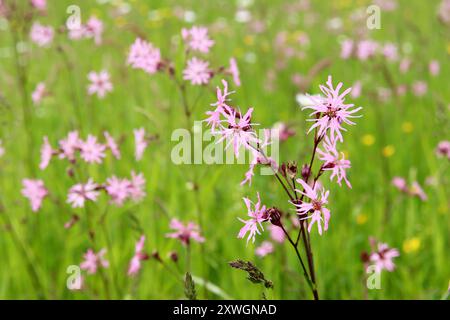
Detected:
left=181, top=26, right=214, bottom=53
left=30, top=22, right=54, bottom=47
left=370, top=242, right=399, bottom=272
left=80, top=248, right=109, bottom=274
left=294, top=179, right=331, bottom=235
left=128, top=235, right=149, bottom=276
left=32, top=82, right=46, bottom=105
left=272, top=122, right=295, bottom=142
left=356, top=40, right=378, bottom=61
left=183, top=57, right=211, bottom=85
left=317, top=136, right=352, bottom=188
left=128, top=171, right=146, bottom=201
left=392, top=176, right=408, bottom=192
left=399, top=58, right=411, bottom=74
left=103, top=131, right=121, bottom=159
left=436, top=140, right=450, bottom=159
left=412, top=81, right=427, bottom=97
left=21, top=179, right=48, bottom=212
left=59, top=131, right=81, bottom=161
left=255, top=241, right=274, bottom=257
left=79, top=135, right=106, bottom=164
left=0, top=140, right=4, bottom=158
left=67, top=179, right=100, bottom=208
left=84, top=16, right=103, bottom=45
left=166, top=218, right=205, bottom=246
left=382, top=43, right=398, bottom=61
left=105, top=176, right=130, bottom=206
left=429, top=60, right=440, bottom=76
left=269, top=225, right=285, bottom=243
left=438, top=0, right=450, bottom=24
left=127, top=38, right=162, bottom=74
left=30, top=0, right=46, bottom=10
left=39, top=136, right=53, bottom=170
left=303, top=75, right=362, bottom=142
left=238, top=192, right=267, bottom=244
left=340, top=39, right=353, bottom=59
left=228, top=58, right=241, bottom=86
left=87, top=70, right=113, bottom=98
left=351, top=81, right=362, bottom=98
left=134, top=128, right=148, bottom=161
left=410, top=181, right=427, bottom=201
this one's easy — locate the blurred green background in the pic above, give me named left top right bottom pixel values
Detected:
left=0, top=0, right=448, bottom=299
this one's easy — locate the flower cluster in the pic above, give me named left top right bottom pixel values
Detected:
left=68, top=16, right=104, bottom=45
left=126, top=25, right=240, bottom=87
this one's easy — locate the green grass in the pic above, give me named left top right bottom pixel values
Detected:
left=0, top=0, right=448, bottom=299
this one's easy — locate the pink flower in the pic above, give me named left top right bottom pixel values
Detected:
left=80, top=248, right=109, bottom=274
left=103, top=131, right=121, bottom=159
left=351, top=81, right=362, bottom=98
left=127, top=38, right=161, bottom=74
left=105, top=176, right=130, bottom=206
left=340, top=39, right=354, bottom=59
left=181, top=26, right=214, bottom=53
left=399, top=58, right=411, bottom=74
left=438, top=0, right=450, bottom=25
left=255, top=241, right=274, bottom=257
left=39, top=136, right=53, bottom=170
left=293, top=179, right=331, bottom=235
left=392, top=176, right=408, bottom=192
left=429, top=60, right=440, bottom=76
left=269, top=225, right=285, bottom=243
left=67, top=179, right=100, bottom=208
left=59, top=131, right=81, bottom=161
left=410, top=181, right=427, bottom=201
left=32, top=82, right=46, bottom=105
left=228, top=58, right=241, bottom=86
left=0, top=140, right=4, bottom=158
left=128, top=235, right=149, bottom=276
left=166, top=218, right=205, bottom=246
left=369, top=242, right=399, bottom=273
left=272, top=122, right=295, bottom=142
left=30, top=22, right=54, bottom=47
left=436, top=140, right=450, bottom=159
left=84, top=16, right=103, bottom=45
left=134, top=128, right=148, bottom=161
left=205, top=80, right=233, bottom=131
left=128, top=171, right=146, bottom=201
left=79, top=135, right=106, bottom=164
left=216, top=108, right=259, bottom=157
left=382, top=43, right=398, bottom=61
left=356, top=40, right=378, bottom=61
left=412, top=81, right=427, bottom=97
left=317, top=136, right=352, bottom=188
left=87, top=70, right=113, bottom=98
left=183, top=57, right=211, bottom=85
left=30, top=0, right=46, bottom=11
left=21, top=179, right=48, bottom=212
left=238, top=192, right=267, bottom=244
left=302, top=75, right=362, bottom=142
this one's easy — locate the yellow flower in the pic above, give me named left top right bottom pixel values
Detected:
left=382, top=145, right=395, bottom=157
left=356, top=213, right=368, bottom=225
left=361, top=134, right=375, bottom=146
left=402, top=122, right=414, bottom=133
left=403, top=237, right=421, bottom=254
left=447, top=42, right=450, bottom=55
left=244, top=35, right=254, bottom=46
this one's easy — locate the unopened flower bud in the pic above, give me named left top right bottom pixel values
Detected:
left=301, top=164, right=311, bottom=180
left=169, top=251, right=178, bottom=263
left=287, top=161, right=297, bottom=179
left=360, top=251, right=370, bottom=263
left=266, top=207, right=282, bottom=227
left=152, top=250, right=162, bottom=262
